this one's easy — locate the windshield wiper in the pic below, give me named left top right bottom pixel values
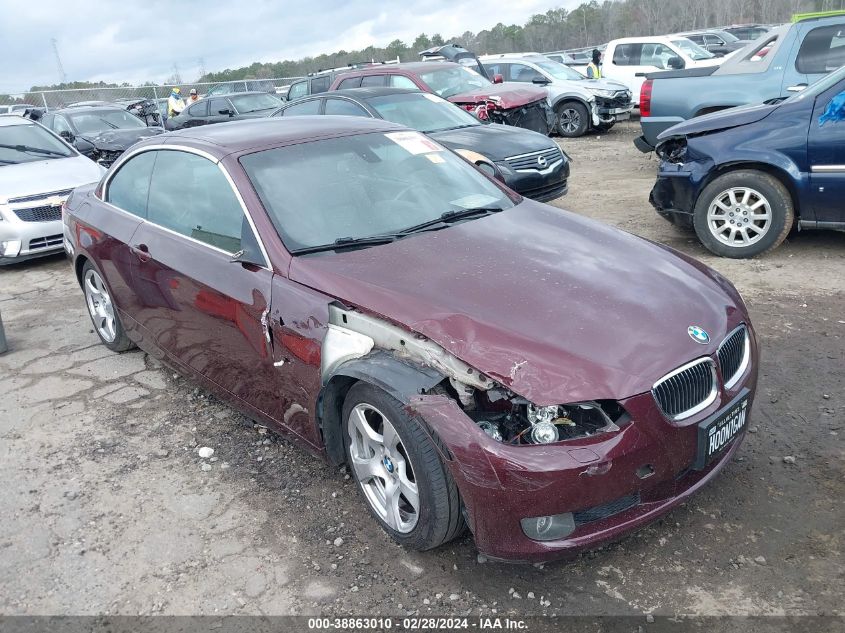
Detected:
left=290, top=234, right=399, bottom=255
left=396, top=207, right=504, bottom=236
left=97, top=118, right=119, bottom=129
left=0, top=143, right=66, bottom=157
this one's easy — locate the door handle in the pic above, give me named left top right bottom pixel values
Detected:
left=130, top=243, right=151, bottom=262
left=787, top=84, right=807, bottom=92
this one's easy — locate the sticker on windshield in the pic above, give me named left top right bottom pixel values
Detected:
left=385, top=131, right=442, bottom=155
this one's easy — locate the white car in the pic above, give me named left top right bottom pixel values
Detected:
left=0, top=116, right=104, bottom=264
left=571, top=36, right=724, bottom=102
left=480, top=53, right=633, bottom=137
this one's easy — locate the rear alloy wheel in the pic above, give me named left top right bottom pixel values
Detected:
left=556, top=102, right=589, bottom=137
left=343, top=382, right=464, bottom=550
left=82, top=261, right=134, bottom=352
left=693, top=170, right=793, bottom=258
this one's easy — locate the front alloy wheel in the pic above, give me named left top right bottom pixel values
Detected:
left=706, top=186, right=772, bottom=248
left=347, top=403, right=420, bottom=533
left=342, top=382, right=465, bottom=550
left=557, top=102, right=589, bottom=137
left=693, top=170, right=793, bottom=258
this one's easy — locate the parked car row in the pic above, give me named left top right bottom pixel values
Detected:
left=640, top=11, right=845, bottom=257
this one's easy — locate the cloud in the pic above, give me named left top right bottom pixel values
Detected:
left=0, top=0, right=565, bottom=92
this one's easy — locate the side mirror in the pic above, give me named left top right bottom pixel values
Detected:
left=668, top=56, right=685, bottom=69
left=59, top=130, right=75, bottom=143
left=230, top=216, right=265, bottom=267
left=492, top=74, right=504, bottom=84
left=532, top=76, right=551, bottom=85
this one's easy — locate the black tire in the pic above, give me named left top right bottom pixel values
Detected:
left=693, top=170, right=794, bottom=258
left=342, top=382, right=465, bottom=551
left=81, top=260, right=135, bottom=352
left=556, top=101, right=589, bottom=137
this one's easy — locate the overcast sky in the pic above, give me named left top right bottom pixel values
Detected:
left=0, top=0, right=573, bottom=93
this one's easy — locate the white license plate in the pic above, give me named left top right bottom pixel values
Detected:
left=695, top=392, right=749, bottom=469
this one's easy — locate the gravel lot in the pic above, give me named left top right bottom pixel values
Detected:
left=0, top=120, right=842, bottom=618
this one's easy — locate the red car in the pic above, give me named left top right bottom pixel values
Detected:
left=329, top=62, right=554, bottom=136
left=63, top=117, right=758, bottom=562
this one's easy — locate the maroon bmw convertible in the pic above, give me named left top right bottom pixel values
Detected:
left=63, top=117, right=758, bottom=562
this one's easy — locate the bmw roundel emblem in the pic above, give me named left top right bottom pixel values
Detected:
left=688, top=325, right=710, bottom=344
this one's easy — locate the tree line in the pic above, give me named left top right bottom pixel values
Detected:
left=6, top=0, right=843, bottom=99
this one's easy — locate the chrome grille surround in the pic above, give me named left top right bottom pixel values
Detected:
left=7, top=188, right=73, bottom=205
left=504, top=147, right=563, bottom=172
left=718, top=324, right=750, bottom=390
left=652, top=357, right=718, bottom=421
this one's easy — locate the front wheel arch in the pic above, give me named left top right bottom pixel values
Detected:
left=554, top=99, right=592, bottom=136
left=695, top=162, right=802, bottom=221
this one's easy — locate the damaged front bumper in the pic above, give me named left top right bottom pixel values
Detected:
left=592, top=97, right=634, bottom=126
left=491, top=101, right=555, bottom=136
left=649, top=152, right=714, bottom=226
left=408, top=359, right=757, bottom=562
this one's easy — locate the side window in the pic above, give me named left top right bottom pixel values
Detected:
left=509, top=63, right=541, bottom=82
left=282, top=99, right=322, bottom=116
left=642, top=44, right=674, bottom=68
left=324, top=99, right=369, bottom=117
left=287, top=81, right=308, bottom=101
left=796, top=25, right=845, bottom=74
left=689, top=35, right=705, bottom=45
left=146, top=151, right=244, bottom=253
left=613, top=44, right=642, bottom=66
left=482, top=63, right=502, bottom=77
left=105, top=151, right=158, bottom=218
left=360, top=74, right=386, bottom=87
left=310, top=76, right=331, bottom=94
left=207, top=98, right=228, bottom=115
left=390, top=75, right=419, bottom=90
left=188, top=100, right=208, bottom=117
left=40, top=113, right=55, bottom=129
left=52, top=114, right=72, bottom=135
left=336, top=76, right=362, bottom=90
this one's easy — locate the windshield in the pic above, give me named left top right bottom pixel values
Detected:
left=229, top=93, right=282, bottom=113
left=369, top=92, right=480, bottom=133
left=532, top=60, right=586, bottom=81
left=69, top=109, right=146, bottom=135
left=240, top=131, right=513, bottom=252
left=671, top=38, right=716, bottom=60
left=712, top=30, right=740, bottom=43
left=0, top=122, right=74, bottom=165
left=418, top=65, right=490, bottom=99
left=786, top=65, right=845, bottom=104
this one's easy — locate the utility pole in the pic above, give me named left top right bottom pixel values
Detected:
left=197, top=57, right=206, bottom=80
left=51, top=38, right=67, bottom=85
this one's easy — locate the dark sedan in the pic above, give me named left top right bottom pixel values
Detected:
left=64, top=117, right=757, bottom=562
left=165, top=91, right=282, bottom=131
left=39, top=105, right=163, bottom=167
left=275, top=88, right=569, bottom=202
left=650, top=66, right=845, bottom=258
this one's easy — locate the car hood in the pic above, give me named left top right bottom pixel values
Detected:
left=0, top=155, right=104, bottom=204
left=446, top=83, right=548, bottom=109
left=429, top=123, right=558, bottom=161
left=78, top=127, right=163, bottom=150
left=289, top=201, right=744, bottom=404
left=658, top=102, right=778, bottom=141
left=571, top=78, right=629, bottom=92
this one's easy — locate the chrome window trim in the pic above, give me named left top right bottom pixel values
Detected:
left=652, top=357, right=719, bottom=422
left=100, top=144, right=271, bottom=270
left=505, top=147, right=562, bottom=161
left=514, top=159, right=564, bottom=174
left=718, top=324, right=751, bottom=390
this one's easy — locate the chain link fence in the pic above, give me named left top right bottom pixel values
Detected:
left=0, top=77, right=303, bottom=110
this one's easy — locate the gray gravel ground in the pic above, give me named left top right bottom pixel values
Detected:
left=0, top=120, right=842, bottom=617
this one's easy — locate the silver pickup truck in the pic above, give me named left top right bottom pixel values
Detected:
left=636, top=13, right=845, bottom=151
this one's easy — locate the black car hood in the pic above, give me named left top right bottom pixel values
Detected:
left=429, top=123, right=555, bottom=161
left=658, top=103, right=778, bottom=141
left=79, top=127, right=163, bottom=150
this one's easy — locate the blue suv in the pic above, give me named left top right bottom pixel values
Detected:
left=649, top=65, right=845, bottom=258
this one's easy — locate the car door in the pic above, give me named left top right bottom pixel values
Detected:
left=808, top=79, right=845, bottom=225
left=127, top=148, right=286, bottom=419
left=507, top=62, right=544, bottom=84
left=93, top=151, right=159, bottom=338
left=183, top=99, right=209, bottom=127
left=608, top=43, right=655, bottom=100
left=205, top=97, right=234, bottom=125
